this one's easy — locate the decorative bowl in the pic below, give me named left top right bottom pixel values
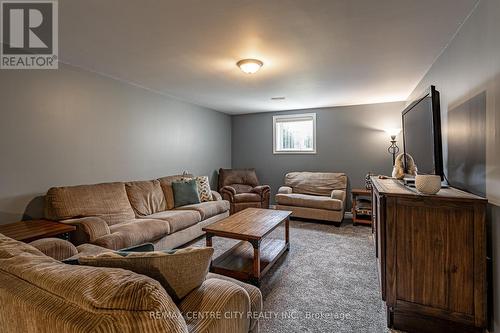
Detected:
left=415, top=175, right=441, bottom=195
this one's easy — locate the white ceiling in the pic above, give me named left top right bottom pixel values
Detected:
left=60, top=0, right=478, bottom=114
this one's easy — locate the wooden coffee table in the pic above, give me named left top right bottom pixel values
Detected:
left=202, top=208, right=292, bottom=286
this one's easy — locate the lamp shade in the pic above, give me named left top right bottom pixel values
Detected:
left=237, top=59, right=263, bottom=74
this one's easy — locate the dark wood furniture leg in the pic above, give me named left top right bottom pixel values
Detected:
left=352, top=195, right=358, bottom=226
left=285, top=217, right=290, bottom=250
left=206, top=233, right=213, bottom=247
left=251, top=240, right=261, bottom=286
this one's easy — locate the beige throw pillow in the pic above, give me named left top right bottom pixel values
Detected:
left=195, top=176, right=212, bottom=202
left=78, top=247, right=214, bottom=302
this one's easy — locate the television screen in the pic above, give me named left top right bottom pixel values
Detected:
left=402, top=86, right=443, bottom=177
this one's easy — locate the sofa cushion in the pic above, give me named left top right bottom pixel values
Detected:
left=233, top=193, right=262, bottom=203
left=175, top=201, right=230, bottom=220
left=78, top=247, right=214, bottom=302
left=158, top=174, right=194, bottom=209
left=125, top=180, right=167, bottom=216
left=230, top=184, right=254, bottom=194
left=172, top=179, right=201, bottom=208
left=75, top=243, right=111, bottom=257
left=45, top=182, right=135, bottom=225
left=92, top=219, right=171, bottom=250
left=284, top=172, right=347, bottom=196
left=275, top=193, right=343, bottom=211
left=218, top=168, right=260, bottom=189
left=143, top=210, right=201, bottom=233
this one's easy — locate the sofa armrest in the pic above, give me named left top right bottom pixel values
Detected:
left=61, top=217, right=111, bottom=245
left=206, top=273, right=262, bottom=333
left=331, top=190, right=346, bottom=202
left=29, top=238, right=78, bottom=261
left=179, top=278, right=251, bottom=333
left=278, top=186, right=293, bottom=194
left=220, top=185, right=236, bottom=195
left=220, top=186, right=237, bottom=203
left=252, top=185, right=271, bottom=209
left=211, top=190, right=223, bottom=201
left=251, top=185, right=270, bottom=196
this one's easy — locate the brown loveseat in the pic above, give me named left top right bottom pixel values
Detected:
left=218, top=169, right=270, bottom=214
left=45, top=174, right=229, bottom=250
left=275, top=172, right=347, bottom=225
left=0, top=234, right=262, bottom=333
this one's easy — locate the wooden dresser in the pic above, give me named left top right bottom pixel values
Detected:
left=371, top=177, right=487, bottom=333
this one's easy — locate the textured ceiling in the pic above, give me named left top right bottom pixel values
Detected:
left=59, top=0, right=478, bottom=114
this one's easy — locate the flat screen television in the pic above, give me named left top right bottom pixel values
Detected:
left=402, top=85, right=444, bottom=179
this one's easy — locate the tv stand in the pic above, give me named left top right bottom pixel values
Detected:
left=371, top=177, right=487, bottom=333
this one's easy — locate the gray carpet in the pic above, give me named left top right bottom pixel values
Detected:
left=190, top=218, right=390, bottom=333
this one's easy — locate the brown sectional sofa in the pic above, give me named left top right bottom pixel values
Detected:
left=0, top=234, right=262, bottom=333
left=275, top=172, right=347, bottom=224
left=45, top=174, right=230, bottom=250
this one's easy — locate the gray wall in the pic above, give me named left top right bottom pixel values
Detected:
left=0, top=63, right=231, bottom=224
left=232, top=102, right=405, bottom=204
left=408, top=0, right=500, bottom=330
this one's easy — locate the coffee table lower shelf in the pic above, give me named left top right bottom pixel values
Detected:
left=210, top=238, right=288, bottom=286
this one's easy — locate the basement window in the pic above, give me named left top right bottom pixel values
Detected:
left=273, top=113, right=316, bottom=154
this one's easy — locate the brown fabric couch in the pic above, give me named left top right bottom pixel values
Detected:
left=44, top=174, right=230, bottom=250
left=0, top=234, right=262, bottom=333
left=218, top=169, right=270, bottom=214
left=275, top=172, right=347, bottom=225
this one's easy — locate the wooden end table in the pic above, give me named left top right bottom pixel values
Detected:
left=202, top=208, right=292, bottom=286
left=0, top=219, right=76, bottom=242
left=351, top=188, right=372, bottom=226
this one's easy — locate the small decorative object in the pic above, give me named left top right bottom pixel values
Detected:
left=392, top=153, right=418, bottom=179
left=365, top=172, right=376, bottom=189
left=415, top=175, right=441, bottom=194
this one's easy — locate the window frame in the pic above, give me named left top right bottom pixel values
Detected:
left=272, top=113, right=317, bottom=154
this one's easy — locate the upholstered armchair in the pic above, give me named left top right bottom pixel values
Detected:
left=275, top=172, right=347, bottom=226
left=218, top=168, right=270, bottom=214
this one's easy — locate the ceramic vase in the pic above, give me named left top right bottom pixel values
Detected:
left=415, top=175, right=441, bottom=194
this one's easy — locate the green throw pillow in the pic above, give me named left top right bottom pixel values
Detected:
left=172, top=179, right=201, bottom=207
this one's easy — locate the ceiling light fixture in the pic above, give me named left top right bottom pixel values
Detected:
left=237, top=58, right=263, bottom=74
